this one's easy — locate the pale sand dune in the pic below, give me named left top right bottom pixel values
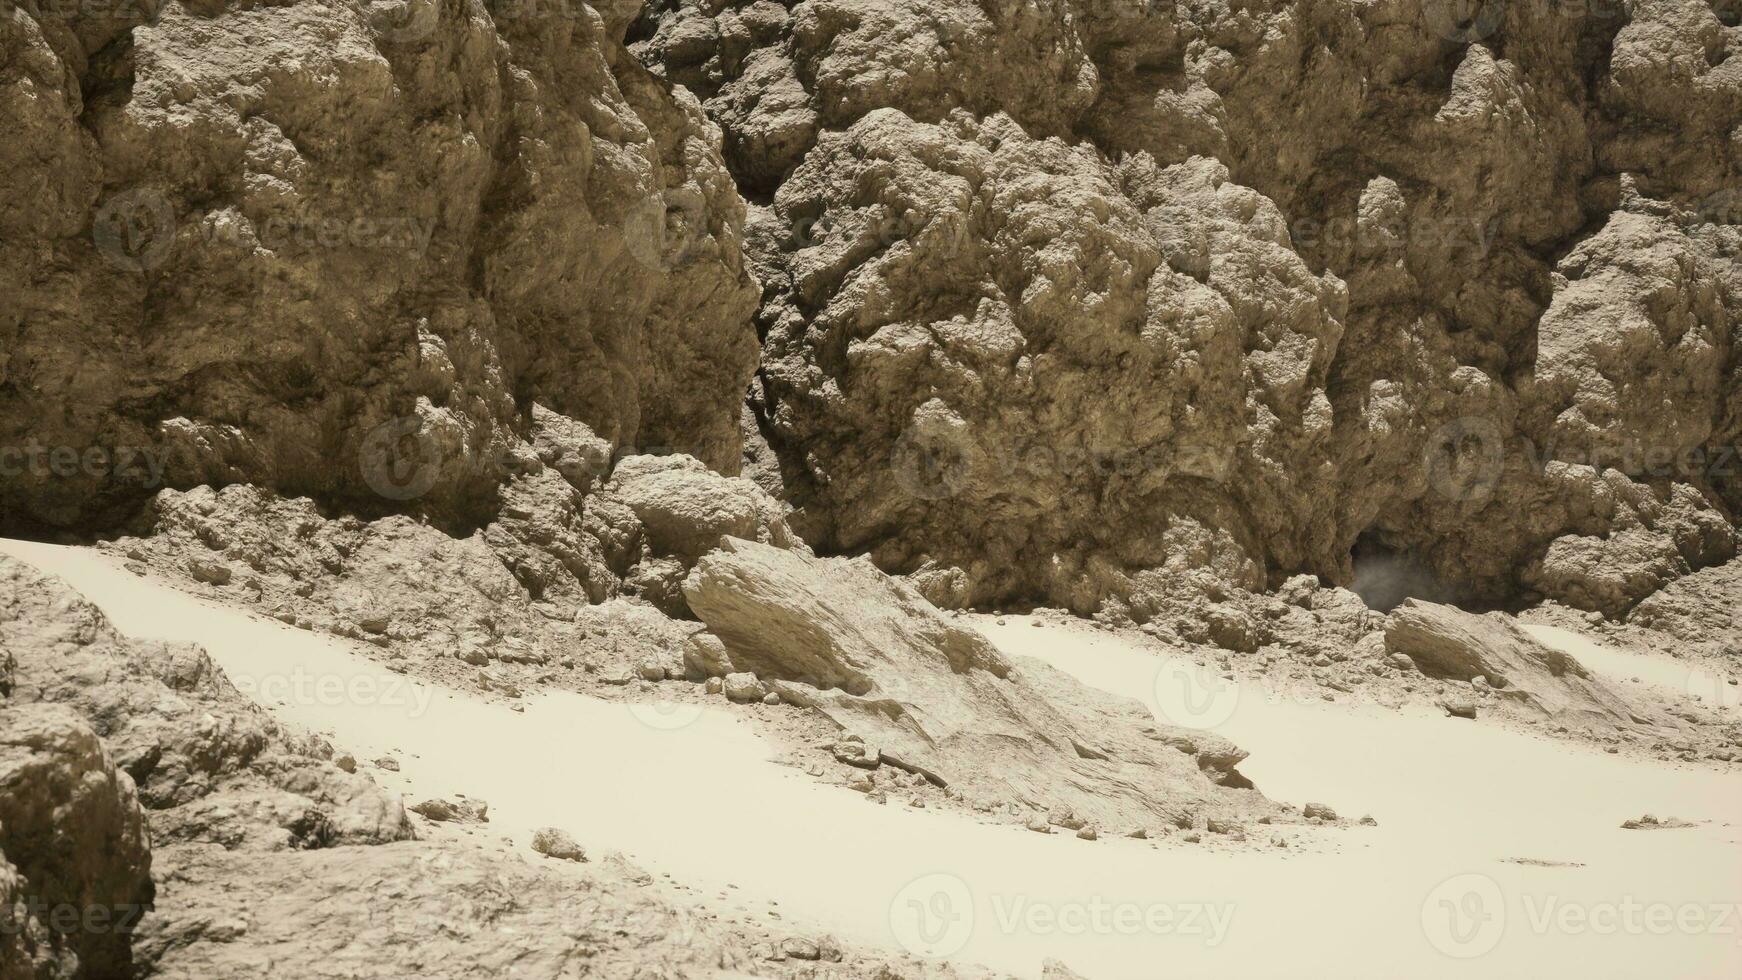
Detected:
left=1522, top=624, right=1742, bottom=716
left=5, top=538, right=1739, bottom=980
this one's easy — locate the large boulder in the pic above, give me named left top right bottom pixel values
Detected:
left=683, top=538, right=1271, bottom=828
left=0, top=704, right=153, bottom=980
left=600, top=454, right=806, bottom=562
left=1385, top=600, right=1647, bottom=727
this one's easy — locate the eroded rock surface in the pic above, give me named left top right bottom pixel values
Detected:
left=4, top=0, right=1737, bottom=625
left=1386, top=599, right=1648, bottom=726
left=0, top=704, right=152, bottom=980
left=636, top=0, right=1741, bottom=616
left=1, top=555, right=413, bottom=849
left=134, top=841, right=1006, bottom=980
left=684, top=537, right=1272, bottom=829
left=3, top=548, right=1005, bottom=980
left=2, top=0, right=758, bottom=535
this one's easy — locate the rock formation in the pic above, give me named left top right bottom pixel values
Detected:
left=0, top=704, right=152, bottom=980
left=636, top=0, right=1740, bottom=615
left=2, top=0, right=758, bottom=535
left=3, top=0, right=1735, bottom=620
left=683, top=537, right=1268, bottom=828
left=1385, top=598, right=1649, bottom=726
left=3, top=0, right=1741, bottom=973
left=0, top=548, right=1016, bottom=980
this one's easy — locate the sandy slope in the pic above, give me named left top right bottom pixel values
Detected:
left=1521, top=625, right=1742, bottom=718
left=4, top=539, right=1739, bottom=980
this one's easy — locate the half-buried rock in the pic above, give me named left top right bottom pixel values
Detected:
left=531, top=827, right=588, bottom=861
left=1385, top=600, right=1652, bottom=728
left=682, top=538, right=1276, bottom=830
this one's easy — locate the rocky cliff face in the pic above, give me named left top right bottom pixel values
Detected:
left=2, top=0, right=759, bottom=534
left=4, top=0, right=1739, bottom=618
left=638, top=0, right=1741, bottom=617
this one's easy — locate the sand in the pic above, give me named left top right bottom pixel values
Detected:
left=4, top=539, right=1739, bottom=980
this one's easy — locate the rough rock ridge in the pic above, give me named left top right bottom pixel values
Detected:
left=636, top=0, right=1741, bottom=616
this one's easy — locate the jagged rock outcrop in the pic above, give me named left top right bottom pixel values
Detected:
left=634, top=0, right=1740, bottom=615
left=683, top=537, right=1271, bottom=829
left=109, top=451, right=804, bottom=665
left=0, top=704, right=153, bottom=980
left=3, top=0, right=1737, bottom=619
left=1, top=0, right=759, bottom=534
left=1627, top=558, right=1742, bottom=648
left=3, top=551, right=986, bottom=980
